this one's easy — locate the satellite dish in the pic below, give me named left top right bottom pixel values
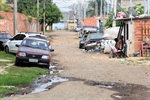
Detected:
left=128, top=7, right=137, bottom=17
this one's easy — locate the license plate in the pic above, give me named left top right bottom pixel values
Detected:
left=29, top=59, right=38, bottom=63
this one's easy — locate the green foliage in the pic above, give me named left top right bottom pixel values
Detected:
left=17, top=0, right=62, bottom=30
left=45, top=3, right=63, bottom=25
left=0, top=1, right=12, bottom=12
left=133, top=4, right=144, bottom=15
left=6, top=0, right=13, bottom=4
left=0, top=14, right=4, bottom=19
left=28, top=17, right=32, bottom=23
left=105, top=4, right=144, bottom=28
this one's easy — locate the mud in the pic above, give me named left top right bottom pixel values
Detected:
left=85, top=81, right=150, bottom=100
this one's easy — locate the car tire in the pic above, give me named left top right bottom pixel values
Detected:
left=5, top=46, right=9, bottom=53
left=79, top=45, right=82, bottom=49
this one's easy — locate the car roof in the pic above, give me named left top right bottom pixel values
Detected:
left=24, top=37, right=48, bottom=42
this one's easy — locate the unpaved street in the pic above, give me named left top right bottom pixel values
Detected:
left=2, top=30, right=150, bottom=100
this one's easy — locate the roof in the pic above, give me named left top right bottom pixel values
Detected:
left=24, top=37, right=47, bottom=42
left=115, top=16, right=150, bottom=21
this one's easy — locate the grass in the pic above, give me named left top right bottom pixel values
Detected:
left=0, top=87, right=17, bottom=98
left=0, top=66, right=48, bottom=86
left=138, top=57, right=150, bottom=61
left=0, top=51, right=49, bottom=98
left=0, top=51, right=15, bottom=62
left=0, top=61, right=11, bottom=66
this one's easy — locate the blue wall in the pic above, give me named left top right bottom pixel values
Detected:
left=53, top=21, right=65, bottom=30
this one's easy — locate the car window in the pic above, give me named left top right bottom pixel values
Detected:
left=29, top=35, right=48, bottom=40
left=22, top=39, right=49, bottom=50
left=19, top=34, right=26, bottom=40
left=0, top=34, right=4, bottom=39
left=89, top=33, right=103, bottom=39
left=12, top=34, right=21, bottom=40
left=6, top=34, right=12, bottom=39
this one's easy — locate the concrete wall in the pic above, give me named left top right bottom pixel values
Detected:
left=52, top=22, right=65, bottom=30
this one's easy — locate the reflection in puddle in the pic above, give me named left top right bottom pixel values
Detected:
left=31, top=65, right=68, bottom=93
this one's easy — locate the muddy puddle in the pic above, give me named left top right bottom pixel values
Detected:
left=4, top=64, right=150, bottom=100
left=85, top=81, right=150, bottom=100
left=31, top=65, right=68, bottom=93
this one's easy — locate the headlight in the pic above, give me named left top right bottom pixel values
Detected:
left=17, top=52, right=26, bottom=57
left=41, top=55, right=50, bottom=60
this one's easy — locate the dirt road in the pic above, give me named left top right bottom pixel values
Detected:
left=2, top=30, right=150, bottom=100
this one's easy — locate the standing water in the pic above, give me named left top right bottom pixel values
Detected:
left=31, top=65, right=68, bottom=93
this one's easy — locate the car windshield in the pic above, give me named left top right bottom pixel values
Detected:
left=0, top=33, right=12, bottom=39
left=22, top=39, right=49, bottom=50
left=89, top=33, right=103, bottom=39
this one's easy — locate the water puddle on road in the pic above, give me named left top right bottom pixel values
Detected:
left=85, top=81, right=150, bottom=100
left=31, top=65, right=68, bottom=93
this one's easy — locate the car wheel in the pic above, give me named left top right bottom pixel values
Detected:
left=5, top=46, right=9, bottom=53
left=79, top=45, right=82, bottom=49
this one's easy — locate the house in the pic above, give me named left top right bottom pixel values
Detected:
left=116, top=16, right=150, bottom=57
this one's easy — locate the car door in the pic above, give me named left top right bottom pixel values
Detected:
left=9, top=34, right=26, bottom=53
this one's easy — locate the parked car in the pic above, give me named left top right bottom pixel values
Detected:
left=75, top=25, right=82, bottom=32
left=0, top=32, right=12, bottom=50
left=15, top=37, right=54, bottom=67
left=82, top=26, right=99, bottom=33
left=29, top=35, right=52, bottom=49
left=84, top=33, right=104, bottom=50
left=79, top=34, right=88, bottom=49
left=4, top=32, right=51, bottom=53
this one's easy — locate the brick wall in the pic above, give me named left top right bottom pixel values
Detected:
left=134, top=19, right=150, bottom=52
left=0, top=11, right=37, bottom=36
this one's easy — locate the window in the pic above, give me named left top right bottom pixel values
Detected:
left=13, top=34, right=21, bottom=40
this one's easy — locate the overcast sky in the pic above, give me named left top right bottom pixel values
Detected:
left=53, top=0, right=88, bottom=12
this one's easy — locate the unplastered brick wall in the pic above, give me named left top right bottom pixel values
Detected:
left=0, top=11, right=37, bottom=36
left=134, top=19, right=150, bottom=52
left=83, top=17, right=97, bottom=26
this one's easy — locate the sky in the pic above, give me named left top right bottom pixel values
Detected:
left=52, top=0, right=88, bottom=12
left=53, top=0, right=112, bottom=12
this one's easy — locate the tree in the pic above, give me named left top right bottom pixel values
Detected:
left=6, top=0, right=13, bottom=4
left=44, top=3, right=63, bottom=31
left=0, top=0, right=12, bottom=12
left=105, top=4, right=144, bottom=28
left=86, top=0, right=106, bottom=17
left=17, top=0, right=63, bottom=31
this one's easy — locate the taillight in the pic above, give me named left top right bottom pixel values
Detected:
left=48, top=41, right=51, bottom=46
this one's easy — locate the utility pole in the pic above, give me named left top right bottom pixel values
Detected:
left=148, top=0, right=150, bottom=14
left=43, top=0, right=46, bottom=35
left=14, top=0, right=18, bottom=35
left=100, top=0, right=102, bottom=17
left=112, top=0, right=117, bottom=27
left=84, top=0, right=86, bottom=18
left=37, top=0, right=39, bottom=32
left=95, top=0, right=98, bottom=16
left=144, top=0, right=147, bottom=14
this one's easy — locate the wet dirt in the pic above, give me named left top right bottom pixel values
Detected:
left=3, top=62, right=150, bottom=100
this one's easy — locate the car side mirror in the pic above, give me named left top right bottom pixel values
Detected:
left=15, top=44, right=20, bottom=47
left=50, top=49, right=54, bottom=52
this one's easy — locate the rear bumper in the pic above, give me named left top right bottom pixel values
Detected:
left=16, top=56, right=50, bottom=66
